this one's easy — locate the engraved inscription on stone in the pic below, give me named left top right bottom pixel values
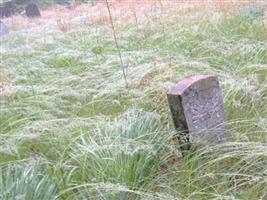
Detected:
left=167, top=75, right=227, bottom=147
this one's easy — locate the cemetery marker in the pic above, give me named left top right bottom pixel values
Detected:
left=25, top=3, right=41, bottom=18
left=0, top=1, right=15, bottom=18
left=0, top=20, right=9, bottom=36
left=167, top=75, right=227, bottom=152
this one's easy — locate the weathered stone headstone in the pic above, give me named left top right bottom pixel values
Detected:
left=25, top=3, right=40, bottom=18
left=167, top=75, right=227, bottom=151
left=0, top=20, right=9, bottom=36
left=0, top=1, right=15, bottom=18
left=65, top=3, right=76, bottom=10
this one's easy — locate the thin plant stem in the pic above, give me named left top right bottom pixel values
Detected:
left=104, top=0, right=129, bottom=90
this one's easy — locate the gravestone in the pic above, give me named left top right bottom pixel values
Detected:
left=25, top=3, right=40, bottom=18
left=0, top=1, right=15, bottom=18
left=65, top=3, right=76, bottom=10
left=0, top=20, right=9, bottom=36
left=167, top=75, right=227, bottom=151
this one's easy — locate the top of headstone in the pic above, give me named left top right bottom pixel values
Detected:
left=168, top=75, right=216, bottom=95
left=25, top=3, right=41, bottom=18
left=167, top=74, right=227, bottom=144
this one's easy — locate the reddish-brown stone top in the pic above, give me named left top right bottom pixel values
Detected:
left=167, top=75, right=215, bottom=95
left=167, top=74, right=227, bottom=144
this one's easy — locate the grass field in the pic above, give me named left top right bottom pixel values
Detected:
left=0, top=1, right=267, bottom=199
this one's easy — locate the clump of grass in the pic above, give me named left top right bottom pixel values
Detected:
left=63, top=109, right=170, bottom=199
left=48, top=55, right=86, bottom=75
left=163, top=135, right=267, bottom=199
left=0, top=162, right=57, bottom=200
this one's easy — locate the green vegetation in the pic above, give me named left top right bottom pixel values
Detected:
left=0, top=5, right=266, bottom=200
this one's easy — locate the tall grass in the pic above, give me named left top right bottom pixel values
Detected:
left=0, top=162, right=57, bottom=200
left=0, top=1, right=266, bottom=199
